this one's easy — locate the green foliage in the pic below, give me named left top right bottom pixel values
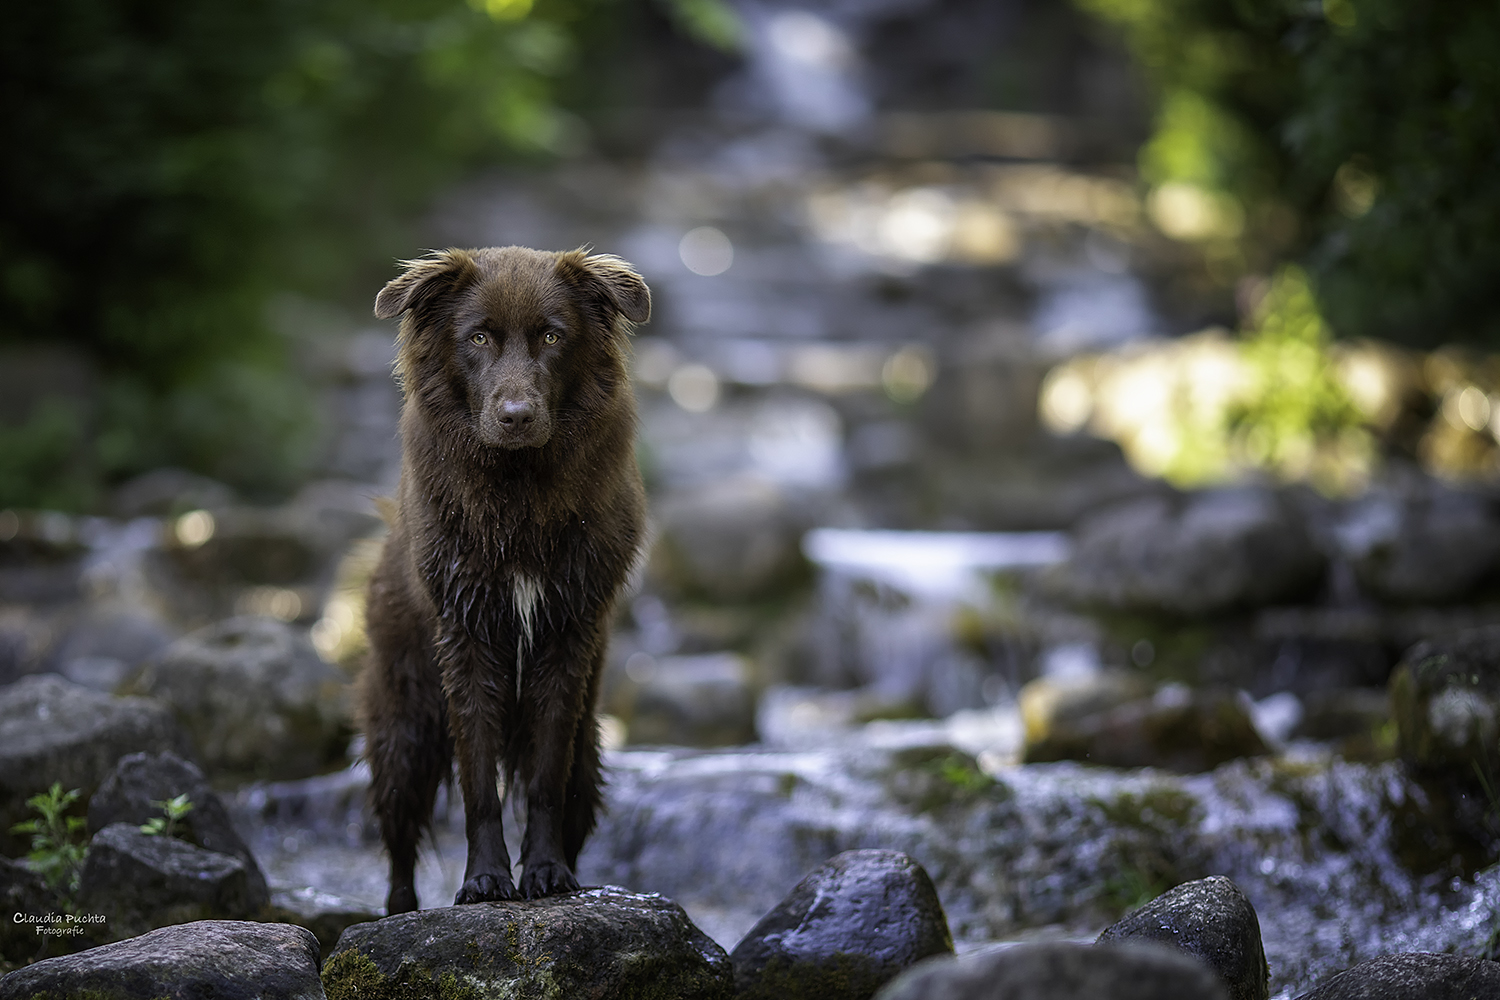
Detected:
left=1078, top=0, right=1500, bottom=347
left=0, top=0, right=636, bottom=508
left=139, top=794, right=195, bottom=839
left=1227, top=265, right=1371, bottom=494
left=9, top=784, right=89, bottom=897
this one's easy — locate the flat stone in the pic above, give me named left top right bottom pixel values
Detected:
left=1097, top=876, right=1269, bottom=1000
left=77, top=823, right=269, bottom=941
left=1293, top=952, right=1500, bottom=999
left=731, top=849, right=953, bottom=1000
left=324, top=887, right=731, bottom=1000
left=120, top=616, right=351, bottom=780
left=872, top=940, right=1229, bottom=1000
left=0, top=673, right=189, bottom=855
left=0, top=919, right=323, bottom=1000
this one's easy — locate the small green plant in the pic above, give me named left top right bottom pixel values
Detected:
left=9, top=783, right=88, bottom=896
left=139, top=794, right=195, bottom=839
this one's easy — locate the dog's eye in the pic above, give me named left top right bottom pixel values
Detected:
left=471, top=333, right=487, bottom=346
left=543, top=331, right=559, bottom=346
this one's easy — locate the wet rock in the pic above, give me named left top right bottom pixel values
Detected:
left=1097, top=876, right=1269, bottom=1000
left=1054, top=490, right=1325, bottom=617
left=1293, top=952, right=1500, bottom=999
left=323, top=887, right=731, bottom=1000
left=1023, top=678, right=1269, bottom=772
left=623, top=651, right=757, bottom=746
left=1340, top=479, right=1500, bottom=605
left=651, top=477, right=809, bottom=602
left=120, top=616, right=351, bottom=780
left=730, top=849, right=953, bottom=1000
left=872, top=940, right=1229, bottom=1000
left=0, top=674, right=189, bottom=855
left=88, top=751, right=266, bottom=898
left=1390, top=626, right=1500, bottom=780
left=0, top=919, right=324, bottom=1000
left=77, top=823, right=270, bottom=940
left=1, top=856, right=66, bottom=965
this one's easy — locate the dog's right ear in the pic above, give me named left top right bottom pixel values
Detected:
left=374, top=250, right=479, bottom=319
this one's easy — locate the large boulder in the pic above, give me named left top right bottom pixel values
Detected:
left=0, top=673, right=188, bottom=855
left=1293, top=952, right=1500, bottom=999
left=872, top=941, right=1229, bottom=1000
left=1097, top=876, right=1269, bottom=1000
left=120, top=616, right=351, bottom=779
left=77, top=823, right=270, bottom=940
left=1390, top=627, right=1500, bottom=780
left=0, top=920, right=324, bottom=1000
left=88, top=751, right=267, bottom=897
left=1054, top=490, right=1324, bottom=617
left=1339, top=478, right=1500, bottom=605
left=731, top=849, right=953, bottom=1000
left=323, top=888, right=732, bottom=999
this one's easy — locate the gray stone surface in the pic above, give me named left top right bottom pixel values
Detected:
left=0, top=673, right=188, bottom=854
left=77, top=823, right=269, bottom=940
left=325, top=887, right=732, bottom=1000
left=0, top=919, right=324, bottom=1000
left=120, top=615, right=351, bottom=779
left=731, top=849, right=953, bottom=1000
left=872, top=941, right=1229, bottom=1000
left=1097, top=876, right=1269, bottom=1000
left=1054, top=489, right=1324, bottom=617
left=88, top=750, right=267, bottom=900
left=1293, top=952, right=1500, bottom=1000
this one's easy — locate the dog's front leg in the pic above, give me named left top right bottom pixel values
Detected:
left=444, top=650, right=517, bottom=904
left=516, top=631, right=604, bottom=899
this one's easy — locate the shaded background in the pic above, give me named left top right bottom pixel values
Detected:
left=5, top=1, right=1500, bottom=993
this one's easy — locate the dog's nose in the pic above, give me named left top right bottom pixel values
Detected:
left=498, top=400, right=535, bottom=427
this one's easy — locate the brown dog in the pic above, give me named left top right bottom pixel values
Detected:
left=361, top=246, right=648, bottom=911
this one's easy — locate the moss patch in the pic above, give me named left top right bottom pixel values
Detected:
left=321, top=950, right=481, bottom=1000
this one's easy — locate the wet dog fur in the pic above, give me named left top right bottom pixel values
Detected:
left=361, top=246, right=648, bottom=912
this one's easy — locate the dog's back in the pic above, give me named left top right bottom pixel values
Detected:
left=360, top=246, right=648, bottom=912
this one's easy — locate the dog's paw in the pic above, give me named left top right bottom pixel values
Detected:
left=520, top=861, right=580, bottom=899
left=387, top=884, right=419, bottom=915
left=454, top=872, right=518, bottom=904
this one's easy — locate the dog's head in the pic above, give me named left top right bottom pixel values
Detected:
left=375, top=246, right=650, bottom=450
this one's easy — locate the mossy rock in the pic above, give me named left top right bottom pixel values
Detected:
left=1390, top=627, right=1500, bottom=780
left=322, top=888, right=731, bottom=1000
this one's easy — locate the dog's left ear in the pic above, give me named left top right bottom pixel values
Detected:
left=557, top=251, right=651, bottom=324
